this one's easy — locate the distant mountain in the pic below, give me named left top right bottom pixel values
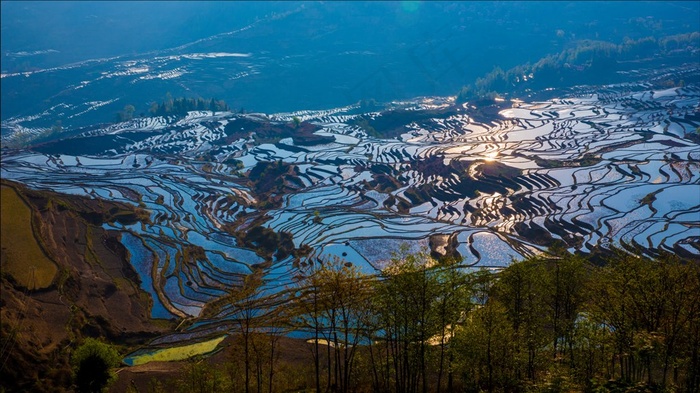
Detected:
left=2, top=2, right=699, bottom=133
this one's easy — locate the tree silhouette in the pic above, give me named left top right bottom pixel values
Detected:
left=71, top=338, right=120, bottom=393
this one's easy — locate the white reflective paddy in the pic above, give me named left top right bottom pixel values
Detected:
left=1, top=82, right=698, bottom=333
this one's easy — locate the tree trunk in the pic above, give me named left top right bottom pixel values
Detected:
left=447, top=344, right=454, bottom=393
left=314, top=312, right=321, bottom=393
left=268, top=333, right=276, bottom=393
left=244, top=328, right=250, bottom=393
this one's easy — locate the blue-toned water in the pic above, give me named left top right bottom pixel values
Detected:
left=120, top=231, right=174, bottom=319
left=3, top=2, right=699, bottom=130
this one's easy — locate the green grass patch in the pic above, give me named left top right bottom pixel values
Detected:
left=123, top=335, right=226, bottom=366
left=0, top=186, right=57, bottom=289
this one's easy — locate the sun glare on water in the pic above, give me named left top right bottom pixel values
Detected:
left=484, top=151, right=499, bottom=162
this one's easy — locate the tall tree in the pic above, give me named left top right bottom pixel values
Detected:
left=433, top=261, right=472, bottom=393
left=229, top=273, right=265, bottom=393
left=294, top=257, right=372, bottom=393
left=492, top=257, right=548, bottom=381
left=588, top=249, right=700, bottom=389
left=373, top=248, right=442, bottom=393
left=539, top=253, right=591, bottom=379
left=453, top=298, right=517, bottom=393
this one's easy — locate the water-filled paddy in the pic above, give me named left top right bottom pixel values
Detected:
left=2, top=81, right=698, bottom=354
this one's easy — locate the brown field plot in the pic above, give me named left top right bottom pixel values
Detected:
left=1, top=185, right=57, bottom=289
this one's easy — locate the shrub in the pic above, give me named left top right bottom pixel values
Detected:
left=71, top=338, right=121, bottom=393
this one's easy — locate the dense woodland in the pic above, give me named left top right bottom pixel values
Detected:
left=115, top=96, right=230, bottom=122
left=75, top=248, right=700, bottom=393
left=457, top=33, right=700, bottom=102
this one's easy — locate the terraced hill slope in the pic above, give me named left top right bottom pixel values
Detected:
left=0, top=181, right=169, bottom=392
left=1, top=70, right=698, bottom=380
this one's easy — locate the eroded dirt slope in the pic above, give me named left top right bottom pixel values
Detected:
left=1, top=180, right=172, bottom=392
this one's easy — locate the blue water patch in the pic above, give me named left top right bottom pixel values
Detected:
left=120, top=232, right=174, bottom=319
left=197, top=258, right=240, bottom=288
left=187, top=231, right=263, bottom=265
left=203, top=251, right=249, bottom=275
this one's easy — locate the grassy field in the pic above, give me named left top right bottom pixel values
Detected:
left=0, top=185, right=57, bottom=289
left=123, top=335, right=227, bottom=366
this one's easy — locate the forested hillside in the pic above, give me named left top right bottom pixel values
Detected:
left=113, top=249, right=700, bottom=393
left=457, top=33, right=700, bottom=102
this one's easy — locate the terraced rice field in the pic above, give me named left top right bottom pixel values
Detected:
left=1, top=79, right=698, bottom=358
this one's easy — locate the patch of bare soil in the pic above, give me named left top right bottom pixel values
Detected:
left=1, top=181, right=172, bottom=392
